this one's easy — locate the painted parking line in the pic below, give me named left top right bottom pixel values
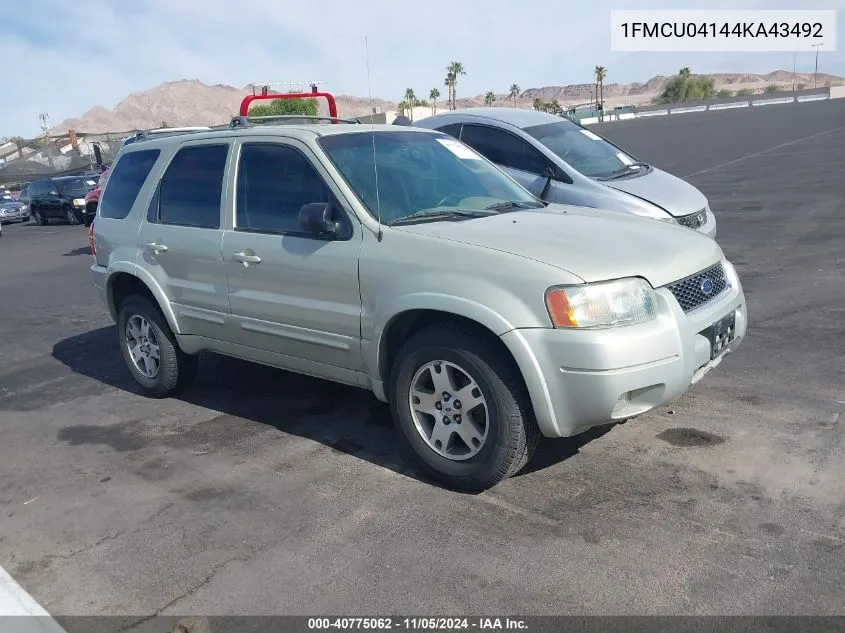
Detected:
left=0, top=566, right=67, bottom=632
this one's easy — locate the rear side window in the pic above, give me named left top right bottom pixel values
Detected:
left=30, top=181, right=48, bottom=197
left=435, top=123, right=461, bottom=138
left=460, top=124, right=548, bottom=175
left=156, top=144, right=228, bottom=229
left=99, top=149, right=160, bottom=220
left=236, top=143, right=333, bottom=234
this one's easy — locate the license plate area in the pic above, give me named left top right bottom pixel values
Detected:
left=703, top=311, right=736, bottom=360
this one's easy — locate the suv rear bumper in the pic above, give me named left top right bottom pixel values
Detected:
left=501, top=267, right=746, bottom=438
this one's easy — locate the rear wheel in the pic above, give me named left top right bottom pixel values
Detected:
left=118, top=295, right=197, bottom=397
left=389, top=323, right=539, bottom=491
left=33, top=210, right=47, bottom=226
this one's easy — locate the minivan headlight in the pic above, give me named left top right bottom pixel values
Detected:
left=545, top=278, right=658, bottom=328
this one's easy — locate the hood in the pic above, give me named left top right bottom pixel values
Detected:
left=393, top=204, right=723, bottom=288
left=601, top=167, right=707, bottom=217
left=0, top=200, right=23, bottom=209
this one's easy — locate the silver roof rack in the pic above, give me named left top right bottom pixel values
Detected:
left=228, top=114, right=361, bottom=128
left=121, top=126, right=216, bottom=147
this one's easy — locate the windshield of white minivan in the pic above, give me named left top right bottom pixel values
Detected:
left=318, top=131, right=544, bottom=225
left=523, top=120, right=644, bottom=180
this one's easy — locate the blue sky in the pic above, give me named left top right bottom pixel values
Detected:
left=2, top=0, right=842, bottom=138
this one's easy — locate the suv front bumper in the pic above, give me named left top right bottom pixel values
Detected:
left=501, top=266, right=746, bottom=438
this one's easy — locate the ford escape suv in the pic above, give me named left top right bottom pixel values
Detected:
left=89, top=103, right=746, bottom=491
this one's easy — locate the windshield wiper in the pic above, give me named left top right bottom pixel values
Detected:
left=484, top=200, right=548, bottom=211
left=599, top=161, right=650, bottom=181
left=387, top=208, right=495, bottom=226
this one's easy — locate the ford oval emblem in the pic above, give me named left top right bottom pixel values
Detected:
left=700, top=277, right=714, bottom=295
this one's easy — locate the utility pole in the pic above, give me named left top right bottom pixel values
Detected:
left=792, top=52, right=798, bottom=91
left=38, top=112, right=54, bottom=171
left=811, top=43, right=824, bottom=88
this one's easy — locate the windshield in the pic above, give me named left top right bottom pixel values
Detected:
left=56, top=178, right=96, bottom=197
left=523, top=120, right=642, bottom=179
left=318, top=131, right=542, bottom=224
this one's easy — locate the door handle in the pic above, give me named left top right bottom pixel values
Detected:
left=145, top=242, right=168, bottom=253
left=232, top=252, right=262, bottom=265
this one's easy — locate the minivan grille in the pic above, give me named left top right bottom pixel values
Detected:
left=665, top=262, right=728, bottom=312
left=677, top=209, right=707, bottom=229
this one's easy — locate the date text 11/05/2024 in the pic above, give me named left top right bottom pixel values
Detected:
left=307, top=617, right=528, bottom=630
left=620, top=21, right=824, bottom=38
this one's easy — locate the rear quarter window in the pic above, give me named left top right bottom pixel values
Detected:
left=99, top=149, right=161, bottom=220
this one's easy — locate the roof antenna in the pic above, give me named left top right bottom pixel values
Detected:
left=365, top=35, right=383, bottom=242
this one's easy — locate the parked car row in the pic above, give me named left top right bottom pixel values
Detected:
left=0, top=170, right=105, bottom=234
left=87, top=93, right=746, bottom=491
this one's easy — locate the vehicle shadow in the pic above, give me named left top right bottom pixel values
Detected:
left=63, top=246, right=91, bottom=256
left=52, top=326, right=605, bottom=491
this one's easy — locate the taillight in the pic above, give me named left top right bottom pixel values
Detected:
left=89, top=220, right=96, bottom=257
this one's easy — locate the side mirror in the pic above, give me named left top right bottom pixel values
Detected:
left=299, top=202, right=341, bottom=239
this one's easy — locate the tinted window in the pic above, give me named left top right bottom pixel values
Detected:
left=237, top=144, right=333, bottom=234
left=157, top=145, right=228, bottom=228
left=56, top=178, right=93, bottom=197
left=459, top=124, right=548, bottom=175
left=435, top=123, right=461, bottom=138
left=523, top=120, right=637, bottom=179
left=99, top=149, right=160, bottom=220
left=30, top=181, right=50, bottom=197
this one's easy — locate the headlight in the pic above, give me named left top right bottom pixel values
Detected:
left=21, top=205, right=28, bottom=212
left=545, top=277, right=658, bottom=328
left=73, top=198, right=86, bottom=207
left=628, top=202, right=676, bottom=223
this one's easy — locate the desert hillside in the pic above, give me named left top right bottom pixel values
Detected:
left=54, top=71, right=844, bottom=134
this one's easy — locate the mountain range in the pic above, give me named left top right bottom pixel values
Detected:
left=54, top=71, right=845, bottom=135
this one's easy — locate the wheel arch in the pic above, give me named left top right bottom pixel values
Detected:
left=106, top=266, right=181, bottom=335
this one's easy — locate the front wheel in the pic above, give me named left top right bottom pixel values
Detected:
left=65, top=208, right=80, bottom=225
left=389, top=323, right=539, bottom=491
left=118, top=295, right=198, bottom=398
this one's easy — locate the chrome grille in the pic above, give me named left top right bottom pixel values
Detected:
left=677, top=209, right=707, bottom=229
left=666, top=262, right=728, bottom=312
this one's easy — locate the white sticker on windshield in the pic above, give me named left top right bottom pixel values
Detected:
left=86, top=180, right=96, bottom=185
left=580, top=129, right=602, bottom=141
left=437, top=138, right=481, bottom=160
left=616, top=152, right=634, bottom=166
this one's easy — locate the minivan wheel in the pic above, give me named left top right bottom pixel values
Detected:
left=389, top=323, right=539, bottom=492
left=65, top=208, right=79, bottom=225
left=118, top=295, right=198, bottom=397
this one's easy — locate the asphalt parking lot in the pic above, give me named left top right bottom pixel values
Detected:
left=1, top=99, right=844, bottom=627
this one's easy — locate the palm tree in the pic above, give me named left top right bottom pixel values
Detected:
left=404, top=88, right=417, bottom=121
left=594, top=65, right=607, bottom=116
left=679, top=67, right=692, bottom=79
left=533, top=97, right=543, bottom=111
left=484, top=91, right=496, bottom=106
left=509, top=84, right=520, bottom=107
left=446, top=61, right=466, bottom=110
left=429, top=88, right=440, bottom=115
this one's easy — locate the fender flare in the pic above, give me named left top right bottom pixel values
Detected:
left=106, top=262, right=182, bottom=335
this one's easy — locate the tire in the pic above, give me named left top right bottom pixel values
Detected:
left=65, top=207, right=79, bottom=225
left=117, top=295, right=198, bottom=398
left=389, top=323, right=539, bottom=492
left=34, top=210, right=47, bottom=226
